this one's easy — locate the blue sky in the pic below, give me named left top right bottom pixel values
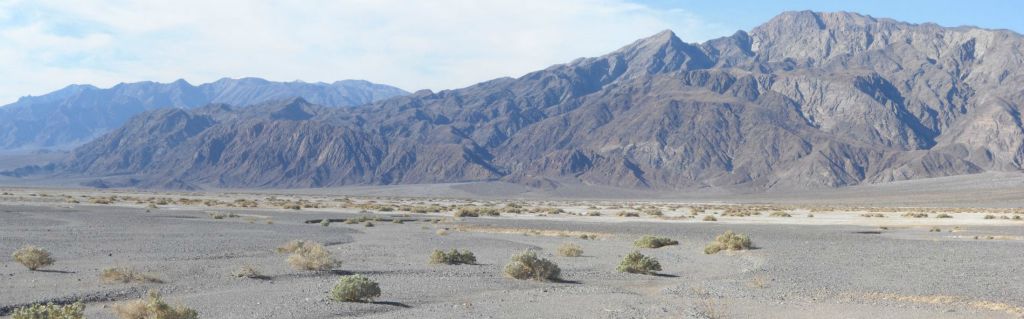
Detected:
left=0, top=0, right=1020, bottom=105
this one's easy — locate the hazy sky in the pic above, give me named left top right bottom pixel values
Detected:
left=0, top=0, right=1020, bottom=104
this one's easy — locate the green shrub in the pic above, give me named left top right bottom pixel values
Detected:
left=617, top=251, right=661, bottom=274
left=634, top=235, right=678, bottom=248
left=330, top=275, right=381, bottom=302
left=12, top=302, right=85, bottom=319
left=704, top=231, right=753, bottom=254
left=113, top=290, right=198, bottom=319
left=504, top=251, right=560, bottom=281
left=429, top=249, right=476, bottom=265
left=557, top=243, right=583, bottom=257
left=320, top=219, right=331, bottom=227
left=12, top=245, right=54, bottom=271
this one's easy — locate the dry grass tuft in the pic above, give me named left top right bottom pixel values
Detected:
left=284, top=241, right=338, bottom=271
left=101, top=267, right=163, bottom=284
left=231, top=265, right=265, bottom=279
left=557, top=243, right=583, bottom=257
left=12, top=245, right=54, bottom=271
left=112, top=290, right=197, bottom=319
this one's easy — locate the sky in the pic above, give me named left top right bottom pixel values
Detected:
left=0, top=0, right=1021, bottom=105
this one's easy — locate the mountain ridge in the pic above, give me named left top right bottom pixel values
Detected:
left=0, top=77, right=408, bottom=150
left=28, top=11, right=1024, bottom=191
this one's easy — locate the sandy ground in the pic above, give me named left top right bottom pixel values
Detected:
left=1, top=188, right=1023, bottom=318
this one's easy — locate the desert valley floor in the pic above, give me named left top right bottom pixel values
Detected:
left=1, top=185, right=1023, bottom=319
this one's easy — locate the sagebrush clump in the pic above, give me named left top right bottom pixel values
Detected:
left=330, top=275, right=381, bottom=302
left=12, top=245, right=54, bottom=271
left=12, top=302, right=85, bottom=319
left=280, top=240, right=338, bottom=271
left=112, top=290, right=198, bottom=319
left=617, top=251, right=661, bottom=274
left=557, top=243, right=583, bottom=257
left=634, top=235, right=678, bottom=248
left=429, top=249, right=477, bottom=265
left=504, top=250, right=560, bottom=281
left=704, top=231, right=753, bottom=254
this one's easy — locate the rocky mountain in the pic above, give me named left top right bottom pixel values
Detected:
left=50, top=11, right=1024, bottom=190
left=0, top=78, right=407, bottom=150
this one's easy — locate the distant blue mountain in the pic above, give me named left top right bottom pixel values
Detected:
left=0, top=78, right=408, bottom=150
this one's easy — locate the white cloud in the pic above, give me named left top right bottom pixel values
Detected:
left=0, top=0, right=731, bottom=104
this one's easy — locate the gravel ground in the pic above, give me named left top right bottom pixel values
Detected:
left=2, top=201, right=1023, bottom=319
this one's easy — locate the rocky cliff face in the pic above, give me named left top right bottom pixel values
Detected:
left=0, top=78, right=407, bottom=150
left=55, top=11, right=1024, bottom=190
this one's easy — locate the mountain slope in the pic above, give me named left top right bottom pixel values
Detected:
left=0, top=78, right=407, bottom=150
left=55, top=11, right=1024, bottom=190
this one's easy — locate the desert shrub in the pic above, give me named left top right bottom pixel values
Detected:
left=231, top=265, right=264, bottom=279
left=557, top=243, right=583, bottom=257
left=320, top=219, right=331, bottom=227
left=704, top=231, right=753, bottom=254
left=769, top=211, right=792, bottom=217
left=453, top=208, right=480, bottom=217
left=330, top=275, right=381, bottom=302
left=702, top=215, right=717, bottom=222
left=807, top=214, right=814, bottom=218
left=586, top=211, right=602, bottom=217
left=283, top=241, right=338, bottom=271
left=436, top=229, right=449, bottom=236
left=634, top=235, right=678, bottom=248
left=12, top=245, right=54, bottom=271
left=504, top=251, right=560, bottom=281
left=579, top=234, right=597, bottom=240
left=364, top=222, right=374, bottom=227
left=12, top=302, right=85, bottom=319
left=101, top=267, right=162, bottom=284
left=112, top=290, right=198, bottom=319
left=860, top=213, right=885, bottom=218
left=983, top=214, right=996, bottom=219
left=283, top=203, right=301, bottom=210
left=643, top=209, right=663, bottom=216
left=616, top=251, right=661, bottom=274
left=936, top=213, right=953, bottom=218
left=617, top=211, right=639, bottom=217
left=429, top=249, right=476, bottom=265
left=902, top=212, right=928, bottom=218
left=929, top=227, right=942, bottom=232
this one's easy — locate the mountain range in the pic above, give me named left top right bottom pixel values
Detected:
left=0, top=78, right=407, bottom=150
left=17, top=11, right=1024, bottom=191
